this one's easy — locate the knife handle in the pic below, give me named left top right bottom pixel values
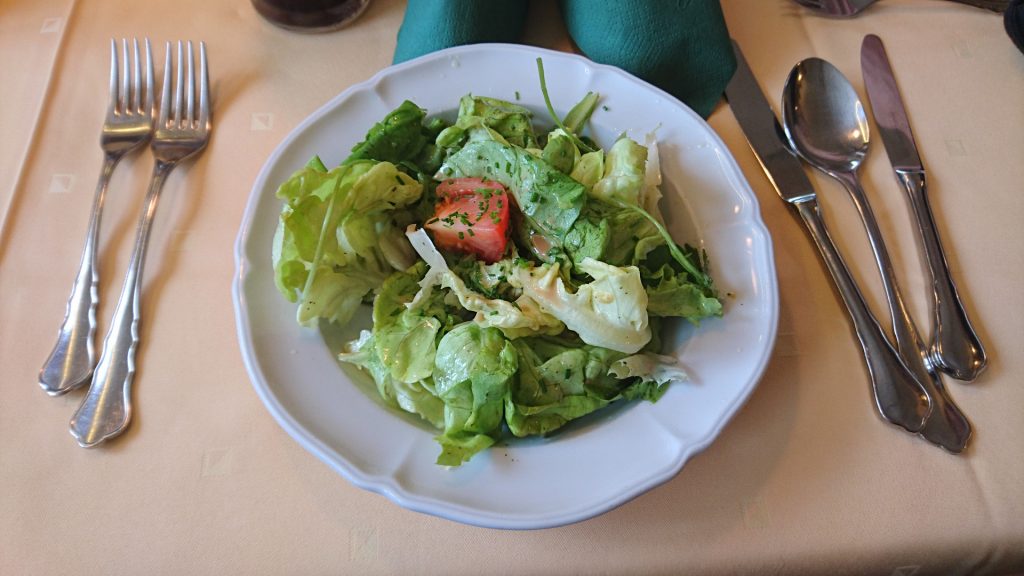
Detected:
left=794, top=199, right=931, bottom=432
left=897, top=170, right=987, bottom=381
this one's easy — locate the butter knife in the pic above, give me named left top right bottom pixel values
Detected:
left=725, top=41, right=930, bottom=433
left=861, top=34, right=987, bottom=382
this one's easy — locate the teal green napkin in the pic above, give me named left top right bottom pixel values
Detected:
left=392, top=0, right=736, bottom=118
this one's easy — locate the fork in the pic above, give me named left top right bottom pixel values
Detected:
left=70, top=41, right=211, bottom=447
left=39, top=39, right=154, bottom=396
left=792, top=0, right=1009, bottom=17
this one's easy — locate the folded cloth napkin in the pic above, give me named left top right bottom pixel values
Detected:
left=392, top=0, right=530, bottom=64
left=392, top=0, right=736, bottom=119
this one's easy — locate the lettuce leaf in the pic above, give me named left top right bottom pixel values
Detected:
left=506, top=336, right=620, bottom=437
left=541, top=128, right=581, bottom=174
left=435, top=95, right=539, bottom=152
left=338, top=330, right=445, bottom=429
left=641, top=249, right=723, bottom=323
left=564, top=197, right=661, bottom=268
left=609, top=353, right=688, bottom=386
left=514, top=258, right=651, bottom=354
left=438, top=139, right=585, bottom=244
left=433, top=322, right=518, bottom=465
left=591, top=137, right=648, bottom=206
left=337, top=262, right=465, bottom=429
left=569, top=150, right=604, bottom=191
left=347, top=100, right=448, bottom=174
left=272, top=159, right=423, bottom=327
left=505, top=336, right=685, bottom=437
left=406, top=227, right=564, bottom=338
left=371, top=263, right=442, bottom=384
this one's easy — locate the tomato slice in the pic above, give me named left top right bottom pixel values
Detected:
left=426, top=177, right=510, bottom=263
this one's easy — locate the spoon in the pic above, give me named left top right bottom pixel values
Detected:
left=782, top=58, right=972, bottom=453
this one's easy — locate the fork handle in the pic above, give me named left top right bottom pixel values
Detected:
left=898, top=170, right=987, bottom=381
left=39, top=153, right=120, bottom=395
left=70, top=160, right=172, bottom=447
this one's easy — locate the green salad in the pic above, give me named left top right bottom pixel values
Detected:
left=271, top=62, right=723, bottom=466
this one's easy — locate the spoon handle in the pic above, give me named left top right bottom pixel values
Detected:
left=833, top=170, right=972, bottom=452
left=794, top=199, right=930, bottom=432
left=898, top=170, right=987, bottom=381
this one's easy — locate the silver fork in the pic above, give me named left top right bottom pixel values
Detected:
left=70, top=41, right=211, bottom=447
left=39, top=39, right=154, bottom=396
left=792, top=0, right=1009, bottom=16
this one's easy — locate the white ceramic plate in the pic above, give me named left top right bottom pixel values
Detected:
left=234, top=44, right=777, bottom=529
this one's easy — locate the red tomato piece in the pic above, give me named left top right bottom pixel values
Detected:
left=426, top=177, right=510, bottom=263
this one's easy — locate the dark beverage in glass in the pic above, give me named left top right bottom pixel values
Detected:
left=251, top=0, right=371, bottom=32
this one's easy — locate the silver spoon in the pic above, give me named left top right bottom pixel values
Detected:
left=782, top=58, right=971, bottom=453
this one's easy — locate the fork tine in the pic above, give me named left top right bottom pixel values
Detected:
left=198, top=42, right=210, bottom=129
left=173, top=41, right=184, bottom=127
left=131, top=38, right=141, bottom=115
left=144, top=39, right=154, bottom=118
left=159, top=42, right=172, bottom=128
left=185, top=41, right=195, bottom=126
left=120, top=39, right=130, bottom=115
left=108, top=39, right=118, bottom=116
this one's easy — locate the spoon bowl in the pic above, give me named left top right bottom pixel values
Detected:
left=782, top=58, right=871, bottom=173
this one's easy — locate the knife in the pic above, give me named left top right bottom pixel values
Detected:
left=725, top=40, right=930, bottom=433
left=861, top=34, right=987, bottom=382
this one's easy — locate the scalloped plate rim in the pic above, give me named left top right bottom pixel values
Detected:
left=233, top=43, right=778, bottom=530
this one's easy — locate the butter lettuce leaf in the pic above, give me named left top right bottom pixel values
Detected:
left=542, top=128, right=581, bottom=174
left=506, top=336, right=684, bottom=437
left=591, top=137, right=647, bottom=206
left=514, top=258, right=651, bottom=353
left=338, top=330, right=445, bottom=429
left=433, top=322, right=518, bottom=466
left=406, top=227, right=564, bottom=339
left=435, top=95, right=539, bottom=152
left=371, top=263, right=442, bottom=384
left=641, top=249, right=723, bottom=323
left=569, top=150, right=604, bottom=191
left=272, top=159, right=424, bottom=327
left=506, top=337, right=619, bottom=437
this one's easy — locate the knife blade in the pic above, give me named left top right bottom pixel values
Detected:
left=861, top=34, right=987, bottom=381
left=725, top=40, right=930, bottom=433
